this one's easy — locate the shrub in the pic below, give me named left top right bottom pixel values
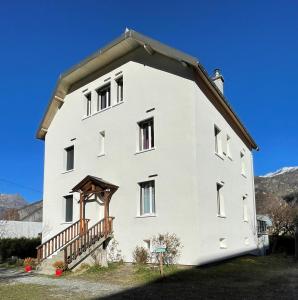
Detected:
left=24, top=257, right=34, bottom=267
left=52, top=260, right=65, bottom=270
left=132, top=246, right=149, bottom=265
left=269, top=235, right=295, bottom=255
left=151, top=233, right=182, bottom=265
left=108, top=239, right=123, bottom=262
left=0, top=237, right=41, bottom=262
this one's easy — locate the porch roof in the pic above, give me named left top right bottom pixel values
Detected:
left=71, top=175, right=118, bottom=193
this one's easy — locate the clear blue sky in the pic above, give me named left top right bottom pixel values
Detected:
left=0, top=1, right=297, bottom=202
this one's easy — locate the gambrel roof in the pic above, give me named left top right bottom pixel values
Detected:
left=36, top=29, right=258, bottom=150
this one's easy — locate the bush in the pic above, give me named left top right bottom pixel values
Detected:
left=52, top=260, right=65, bottom=270
left=0, top=237, right=41, bottom=262
left=270, top=235, right=295, bottom=255
left=132, top=246, right=150, bottom=265
left=151, top=233, right=182, bottom=265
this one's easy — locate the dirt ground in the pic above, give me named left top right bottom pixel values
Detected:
left=0, top=255, right=297, bottom=299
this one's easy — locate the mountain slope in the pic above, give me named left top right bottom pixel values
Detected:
left=255, top=167, right=298, bottom=214
left=0, top=193, right=27, bottom=218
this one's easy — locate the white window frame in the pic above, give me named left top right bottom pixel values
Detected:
left=217, top=182, right=225, bottom=217
left=64, top=195, right=73, bottom=223
left=139, top=180, right=155, bottom=216
left=115, top=76, right=123, bottom=103
left=243, top=195, right=248, bottom=222
left=214, top=125, right=223, bottom=157
left=138, top=118, right=154, bottom=152
left=240, top=150, right=246, bottom=176
left=219, top=238, right=227, bottom=249
left=64, top=145, right=74, bottom=172
left=226, top=135, right=232, bottom=159
left=97, top=83, right=111, bottom=111
left=98, top=131, right=105, bottom=156
left=84, top=92, right=92, bottom=117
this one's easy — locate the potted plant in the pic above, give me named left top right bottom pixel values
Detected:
left=24, top=257, right=33, bottom=272
left=53, top=260, right=65, bottom=276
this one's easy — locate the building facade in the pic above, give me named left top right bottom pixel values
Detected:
left=37, top=30, right=258, bottom=265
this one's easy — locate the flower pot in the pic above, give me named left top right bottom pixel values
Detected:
left=55, top=269, right=63, bottom=276
left=25, top=265, right=32, bottom=272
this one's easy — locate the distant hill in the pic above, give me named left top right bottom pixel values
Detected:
left=255, top=167, right=298, bottom=214
left=18, top=200, right=43, bottom=222
left=0, top=194, right=43, bottom=222
left=0, top=193, right=27, bottom=218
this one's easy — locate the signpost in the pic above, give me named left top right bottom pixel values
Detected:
left=154, top=246, right=167, bottom=277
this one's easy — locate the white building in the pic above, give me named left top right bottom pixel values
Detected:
left=36, top=30, right=258, bottom=267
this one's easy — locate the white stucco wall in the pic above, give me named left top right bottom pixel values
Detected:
left=0, top=220, right=42, bottom=238
left=42, top=47, right=257, bottom=265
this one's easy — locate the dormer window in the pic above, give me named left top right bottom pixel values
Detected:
left=97, top=84, right=111, bottom=111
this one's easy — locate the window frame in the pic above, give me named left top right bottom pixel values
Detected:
left=214, top=125, right=223, bottom=157
left=84, top=92, right=92, bottom=117
left=96, top=83, right=111, bottom=111
left=243, top=195, right=248, bottom=222
left=115, top=76, right=123, bottom=103
left=139, top=180, right=155, bottom=216
left=98, top=131, right=105, bottom=156
left=240, top=150, right=246, bottom=176
left=65, top=145, right=74, bottom=171
left=64, top=195, right=73, bottom=223
left=216, top=182, right=225, bottom=217
left=138, top=118, right=154, bottom=152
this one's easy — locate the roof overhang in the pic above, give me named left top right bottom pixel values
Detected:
left=36, top=29, right=258, bottom=150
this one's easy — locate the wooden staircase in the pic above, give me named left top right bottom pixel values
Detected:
left=36, top=217, right=114, bottom=272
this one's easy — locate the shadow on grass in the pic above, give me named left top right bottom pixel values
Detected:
left=95, top=255, right=298, bottom=300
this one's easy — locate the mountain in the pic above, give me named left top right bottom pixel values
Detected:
left=255, top=167, right=298, bottom=214
left=0, top=193, right=28, bottom=218
left=17, top=200, right=43, bottom=222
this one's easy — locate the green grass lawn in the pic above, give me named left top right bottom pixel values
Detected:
left=70, top=255, right=298, bottom=299
left=0, top=255, right=297, bottom=299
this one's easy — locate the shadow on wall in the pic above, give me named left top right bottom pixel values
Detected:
left=95, top=255, right=297, bottom=300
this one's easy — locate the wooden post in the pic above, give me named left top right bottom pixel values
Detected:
left=159, top=252, right=164, bottom=277
left=79, top=192, right=85, bottom=235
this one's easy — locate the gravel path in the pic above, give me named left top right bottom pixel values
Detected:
left=0, top=268, right=125, bottom=298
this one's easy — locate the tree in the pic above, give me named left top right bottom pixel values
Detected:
left=267, top=198, right=298, bottom=236
left=1, top=209, right=20, bottom=221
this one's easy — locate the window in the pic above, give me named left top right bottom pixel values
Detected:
left=65, top=195, right=73, bottom=222
left=143, top=240, right=151, bottom=251
left=214, top=126, right=222, bottom=156
left=257, top=220, right=267, bottom=234
left=116, top=77, right=123, bottom=103
left=85, top=93, right=92, bottom=116
left=243, top=195, right=248, bottom=222
left=139, top=181, right=155, bottom=215
left=219, top=238, right=227, bottom=249
left=98, top=131, right=105, bottom=156
left=138, top=118, right=154, bottom=151
left=97, top=84, right=111, bottom=111
left=65, top=146, right=74, bottom=171
left=240, top=151, right=246, bottom=176
left=217, top=182, right=225, bottom=217
left=226, top=135, right=232, bottom=158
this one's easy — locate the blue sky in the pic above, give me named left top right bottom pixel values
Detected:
left=0, top=1, right=297, bottom=202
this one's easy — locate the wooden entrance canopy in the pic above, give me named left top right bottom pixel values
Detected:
left=71, top=175, right=118, bottom=235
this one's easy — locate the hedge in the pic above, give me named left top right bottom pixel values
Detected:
left=269, top=235, right=295, bottom=255
left=0, top=237, right=41, bottom=262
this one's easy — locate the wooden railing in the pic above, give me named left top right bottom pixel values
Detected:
left=63, top=217, right=114, bottom=268
left=37, top=219, right=90, bottom=262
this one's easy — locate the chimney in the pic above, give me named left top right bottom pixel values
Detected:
left=212, top=69, right=224, bottom=94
